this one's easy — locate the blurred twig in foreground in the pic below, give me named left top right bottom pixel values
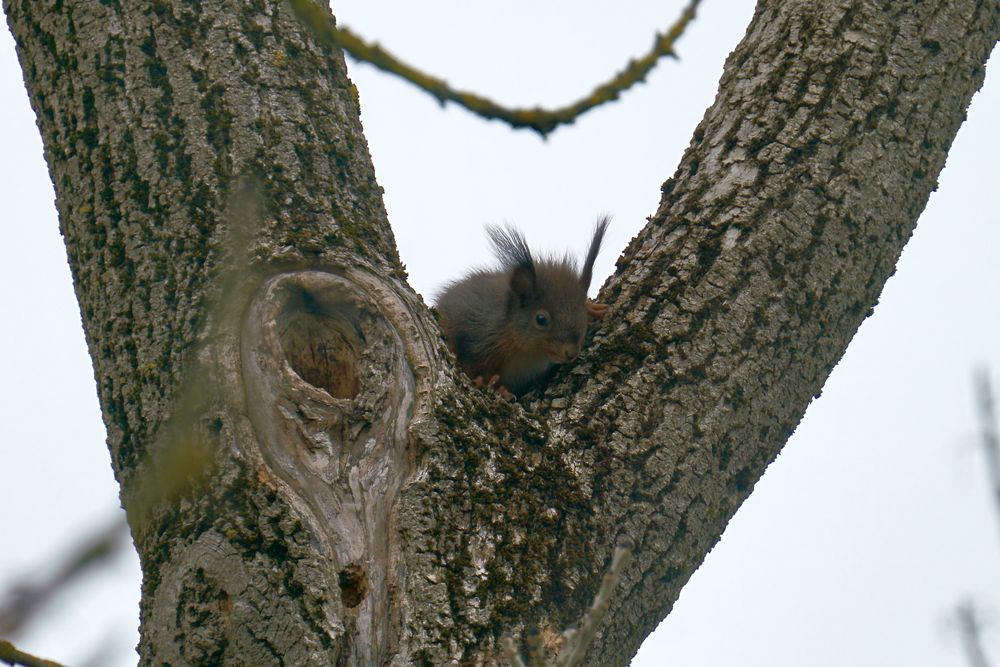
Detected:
left=951, top=369, right=999, bottom=667
left=955, top=600, right=993, bottom=667
left=0, top=515, right=129, bottom=636
left=974, top=368, right=1000, bottom=540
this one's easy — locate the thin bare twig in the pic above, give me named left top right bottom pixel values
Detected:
left=500, top=538, right=634, bottom=666
left=0, top=515, right=130, bottom=636
left=289, top=0, right=702, bottom=137
left=955, top=600, right=994, bottom=667
left=0, top=640, right=66, bottom=667
left=973, top=369, right=1000, bottom=540
left=500, top=635, right=528, bottom=667
left=555, top=539, right=634, bottom=667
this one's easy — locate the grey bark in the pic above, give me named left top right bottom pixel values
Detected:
left=4, top=0, right=998, bottom=665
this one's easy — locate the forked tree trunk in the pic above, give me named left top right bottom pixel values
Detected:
left=5, top=0, right=997, bottom=664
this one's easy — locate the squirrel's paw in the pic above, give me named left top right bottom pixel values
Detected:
left=473, top=374, right=516, bottom=401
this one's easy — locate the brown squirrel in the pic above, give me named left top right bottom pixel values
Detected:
left=435, top=217, right=610, bottom=399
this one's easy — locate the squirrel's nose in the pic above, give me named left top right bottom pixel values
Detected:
left=558, top=343, right=579, bottom=363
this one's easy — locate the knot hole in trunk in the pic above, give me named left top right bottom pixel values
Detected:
left=278, top=286, right=365, bottom=400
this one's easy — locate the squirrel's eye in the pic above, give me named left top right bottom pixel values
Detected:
left=535, top=312, right=549, bottom=328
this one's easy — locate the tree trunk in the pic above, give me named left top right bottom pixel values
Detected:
left=4, top=0, right=997, bottom=664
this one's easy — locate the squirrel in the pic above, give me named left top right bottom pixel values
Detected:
left=434, top=216, right=610, bottom=399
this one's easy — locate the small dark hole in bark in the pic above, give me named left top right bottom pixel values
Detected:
left=338, top=564, right=368, bottom=608
left=280, top=289, right=363, bottom=399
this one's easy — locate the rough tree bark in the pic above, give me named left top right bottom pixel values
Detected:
left=4, top=0, right=998, bottom=665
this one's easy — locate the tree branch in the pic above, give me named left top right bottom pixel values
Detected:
left=0, top=641, right=66, bottom=667
left=530, top=2, right=1000, bottom=663
left=289, top=0, right=701, bottom=137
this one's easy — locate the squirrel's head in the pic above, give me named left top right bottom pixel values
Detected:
left=489, top=218, right=609, bottom=364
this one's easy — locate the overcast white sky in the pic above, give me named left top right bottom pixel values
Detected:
left=1, top=2, right=998, bottom=665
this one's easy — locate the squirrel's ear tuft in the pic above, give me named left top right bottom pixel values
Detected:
left=580, top=215, right=610, bottom=290
left=487, top=223, right=534, bottom=271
